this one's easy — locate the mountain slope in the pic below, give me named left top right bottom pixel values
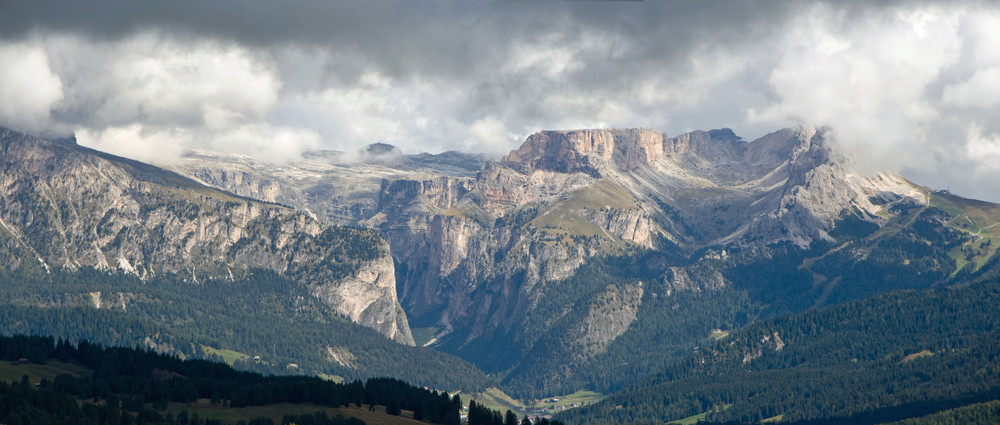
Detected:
left=0, top=334, right=467, bottom=425
left=557, top=253, right=1000, bottom=424
left=0, top=127, right=412, bottom=345
left=0, top=266, right=491, bottom=392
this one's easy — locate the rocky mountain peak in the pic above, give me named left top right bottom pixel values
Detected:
left=366, top=142, right=399, bottom=155
left=500, top=127, right=750, bottom=178
left=360, top=142, right=405, bottom=166
left=501, top=128, right=616, bottom=177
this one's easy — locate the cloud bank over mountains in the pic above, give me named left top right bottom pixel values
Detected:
left=1, top=1, right=999, bottom=201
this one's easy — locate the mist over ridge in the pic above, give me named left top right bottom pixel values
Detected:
left=0, top=1, right=998, bottom=201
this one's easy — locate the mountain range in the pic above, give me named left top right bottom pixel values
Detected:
left=169, top=126, right=972, bottom=393
left=2, top=124, right=999, bottom=423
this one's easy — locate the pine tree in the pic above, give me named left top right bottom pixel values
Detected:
left=505, top=410, right=518, bottom=425
left=387, top=395, right=402, bottom=416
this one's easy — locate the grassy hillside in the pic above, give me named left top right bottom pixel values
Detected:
left=164, top=401, right=427, bottom=425
left=0, top=360, right=89, bottom=384
left=453, top=185, right=1000, bottom=402
left=929, top=192, right=1000, bottom=275
left=463, top=387, right=605, bottom=418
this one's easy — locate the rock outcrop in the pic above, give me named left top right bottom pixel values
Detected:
left=310, top=250, right=412, bottom=344
left=576, top=282, right=644, bottom=357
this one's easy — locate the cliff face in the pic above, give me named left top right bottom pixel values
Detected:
left=501, top=127, right=716, bottom=176
left=0, top=128, right=413, bottom=345
left=310, top=251, right=412, bottom=344
left=173, top=125, right=922, bottom=317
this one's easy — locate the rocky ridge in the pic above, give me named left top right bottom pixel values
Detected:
left=177, top=146, right=486, bottom=226
left=0, top=128, right=413, bottom=345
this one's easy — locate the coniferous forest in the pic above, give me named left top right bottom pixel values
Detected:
left=0, top=334, right=463, bottom=425
left=0, top=267, right=490, bottom=393
left=556, top=253, right=1000, bottom=425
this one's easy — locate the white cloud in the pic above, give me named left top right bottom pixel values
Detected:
left=76, top=122, right=321, bottom=165
left=0, top=42, right=63, bottom=133
left=3, top=32, right=308, bottom=164
left=280, top=73, right=412, bottom=149
left=0, top=23, right=760, bottom=166
left=748, top=5, right=962, bottom=172
left=91, top=34, right=280, bottom=128
left=965, top=125, right=1000, bottom=167
left=960, top=10, right=1000, bottom=66
left=634, top=49, right=748, bottom=108
left=505, top=32, right=593, bottom=79
left=206, top=123, right=322, bottom=164
left=469, top=116, right=518, bottom=154
left=942, top=67, right=1000, bottom=108
left=738, top=4, right=1000, bottom=201
left=76, top=124, right=188, bottom=163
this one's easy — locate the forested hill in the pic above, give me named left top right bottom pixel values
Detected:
left=0, top=334, right=465, bottom=425
left=556, top=255, right=1000, bottom=425
left=0, top=267, right=491, bottom=393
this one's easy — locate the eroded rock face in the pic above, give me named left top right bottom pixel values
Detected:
left=610, top=128, right=666, bottom=169
left=502, top=127, right=675, bottom=177
left=0, top=128, right=413, bottom=345
left=475, top=161, right=595, bottom=217
left=588, top=207, right=655, bottom=248
left=503, top=129, right=617, bottom=177
left=663, top=267, right=726, bottom=294
left=377, top=175, right=474, bottom=218
left=577, top=282, right=644, bottom=356
left=175, top=146, right=487, bottom=227
left=310, top=251, right=413, bottom=344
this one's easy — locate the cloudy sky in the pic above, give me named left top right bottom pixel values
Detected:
left=2, top=0, right=1000, bottom=201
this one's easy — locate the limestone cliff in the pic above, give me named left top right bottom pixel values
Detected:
left=310, top=250, right=412, bottom=344
left=0, top=128, right=413, bottom=345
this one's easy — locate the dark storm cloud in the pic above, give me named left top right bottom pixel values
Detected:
left=0, top=1, right=811, bottom=80
left=0, top=0, right=914, bottom=113
left=2, top=0, right=1000, bottom=201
